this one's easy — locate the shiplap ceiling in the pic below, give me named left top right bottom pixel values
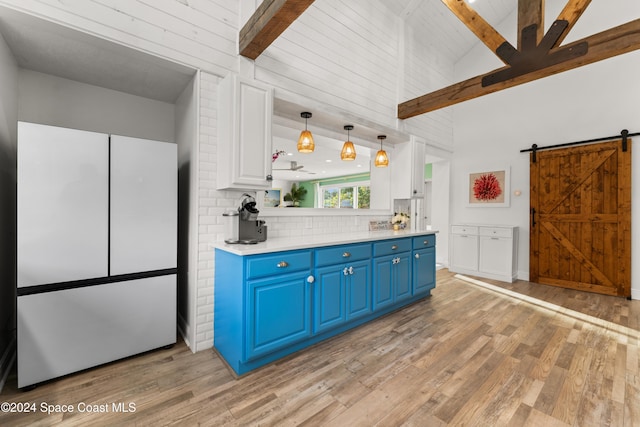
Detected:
left=382, top=0, right=517, bottom=63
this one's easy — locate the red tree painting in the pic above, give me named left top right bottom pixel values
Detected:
left=468, top=169, right=507, bottom=205
left=473, top=173, right=502, bottom=201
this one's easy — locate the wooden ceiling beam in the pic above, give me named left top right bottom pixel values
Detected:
left=552, top=0, right=592, bottom=48
left=518, top=0, right=545, bottom=50
left=440, top=0, right=512, bottom=65
left=239, top=0, right=315, bottom=60
left=397, top=18, right=640, bottom=119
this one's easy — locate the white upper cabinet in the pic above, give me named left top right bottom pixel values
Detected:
left=391, top=136, right=426, bottom=199
left=217, top=74, right=273, bottom=190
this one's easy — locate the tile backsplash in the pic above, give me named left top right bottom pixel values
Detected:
left=264, top=214, right=392, bottom=238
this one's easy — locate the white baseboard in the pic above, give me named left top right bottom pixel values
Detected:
left=0, top=336, right=16, bottom=393
left=632, top=287, right=639, bottom=301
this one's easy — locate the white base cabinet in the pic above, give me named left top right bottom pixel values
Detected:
left=449, top=224, right=518, bottom=283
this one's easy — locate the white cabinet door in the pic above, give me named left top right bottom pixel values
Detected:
left=17, top=122, right=109, bottom=287
left=450, top=234, right=479, bottom=271
left=110, top=135, right=177, bottom=275
left=479, top=236, right=512, bottom=277
left=391, top=137, right=425, bottom=199
left=217, top=74, right=273, bottom=190
left=411, top=138, right=426, bottom=198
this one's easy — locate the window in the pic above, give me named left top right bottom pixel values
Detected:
left=320, top=182, right=370, bottom=209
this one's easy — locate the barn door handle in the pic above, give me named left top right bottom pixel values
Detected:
left=531, top=208, right=536, bottom=228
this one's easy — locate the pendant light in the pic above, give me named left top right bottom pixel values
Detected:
left=374, top=135, right=389, bottom=167
left=297, top=112, right=315, bottom=153
left=340, top=125, right=356, bottom=161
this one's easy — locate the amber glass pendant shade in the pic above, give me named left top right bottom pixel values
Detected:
left=297, top=130, right=314, bottom=153
left=374, top=150, right=389, bottom=167
left=341, top=141, right=356, bottom=161
left=297, top=112, right=314, bottom=153
left=340, top=125, right=356, bottom=161
left=374, top=135, right=388, bottom=167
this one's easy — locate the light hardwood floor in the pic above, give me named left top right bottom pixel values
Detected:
left=2, top=269, right=639, bottom=426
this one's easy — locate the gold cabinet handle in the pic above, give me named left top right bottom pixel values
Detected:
left=276, top=261, right=289, bottom=268
left=342, top=252, right=351, bottom=258
left=391, top=245, right=398, bottom=250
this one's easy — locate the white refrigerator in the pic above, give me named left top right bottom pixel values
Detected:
left=17, top=122, right=177, bottom=388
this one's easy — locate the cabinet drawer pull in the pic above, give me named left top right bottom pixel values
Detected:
left=276, top=261, right=289, bottom=268
left=342, top=252, right=351, bottom=258
left=391, top=245, right=398, bottom=250
left=415, top=253, right=420, bottom=259
left=423, top=240, right=429, bottom=245
left=307, top=275, right=315, bottom=284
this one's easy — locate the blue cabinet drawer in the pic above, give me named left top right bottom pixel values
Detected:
left=315, top=243, right=371, bottom=267
left=246, top=250, right=311, bottom=280
left=413, top=235, right=436, bottom=249
left=373, top=238, right=411, bottom=257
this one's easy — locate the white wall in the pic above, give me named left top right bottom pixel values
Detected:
left=175, top=73, right=199, bottom=350
left=0, top=30, right=18, bottom=390
left=451, top=2, right=640, bottom=296
left=18, top=70, right=176, bottom=142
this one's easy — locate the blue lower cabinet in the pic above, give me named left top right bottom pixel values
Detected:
left=413, top=247, right=435, bottom=295
left=346, top=260, right=371, bottom=320
left=373, top=252, right=411, bottom=311
left=314, top=266, right=346, bottom=333
left=313, top=259, right=372, bottom=334
left=247, top=272, right=312, bottom=360
left=214, top=234, right=436, bottom=376
left=412, top=235, right=436, bottom=296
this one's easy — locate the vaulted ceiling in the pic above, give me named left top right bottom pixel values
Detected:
left=241, top=0, right=640, bottom=119
left=380, top=0, right=516, bottom=63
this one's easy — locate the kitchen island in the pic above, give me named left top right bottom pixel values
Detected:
left=213, top=230, right=437, bottom=376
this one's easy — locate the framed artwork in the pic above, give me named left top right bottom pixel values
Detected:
left=467, top=168, right=510, bottom=207
left=263, top=188, right=281, bottom=207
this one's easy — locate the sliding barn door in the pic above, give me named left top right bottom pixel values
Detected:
left=530, top=140, right=631, bottom=297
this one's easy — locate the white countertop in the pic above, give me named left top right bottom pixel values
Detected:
left=212, top=229, right=439, bottom=256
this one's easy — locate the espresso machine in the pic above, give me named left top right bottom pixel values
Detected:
left=224, top=194, right=267, bottom=244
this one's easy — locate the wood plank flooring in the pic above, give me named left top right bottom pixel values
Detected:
left=2, top=269, right=639, bottom=426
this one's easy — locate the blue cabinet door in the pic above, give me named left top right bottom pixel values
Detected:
left=373, top=251, right=412, bottom=310
left=314, top=265, right=346, bottom=333
left=346, top=260, right=371, bottom=321
left=373, top=255, right=394, bottom=311
left=246, top=272, right=311, bottom=360
left=413, top=247, right=435, bottom=295
left=395, top=252, right=412, bottom=302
